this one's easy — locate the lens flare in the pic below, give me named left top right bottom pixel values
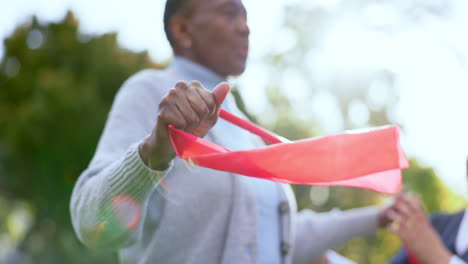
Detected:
left=112, top=195, right=141, bottom=229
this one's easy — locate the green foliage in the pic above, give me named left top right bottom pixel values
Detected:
left=0, top=12, right=160, bottom=263
left=403, top=159, right=468, bottom=213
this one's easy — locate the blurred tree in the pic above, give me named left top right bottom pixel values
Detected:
left=0, top=11, right=164, bottom=263
left=0, top=2, right=466, bottom=264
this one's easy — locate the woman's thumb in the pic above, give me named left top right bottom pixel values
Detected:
left=212, top=82, right=231, bottom=107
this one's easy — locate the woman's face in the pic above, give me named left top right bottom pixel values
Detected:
left=184, top=0, right=250, bottom=77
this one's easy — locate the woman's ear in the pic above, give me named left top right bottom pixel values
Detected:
left=170, top=16, right=192, bottom=51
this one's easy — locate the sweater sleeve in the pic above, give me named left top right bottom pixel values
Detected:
left=293, top=206, right=379, bottom=264
left=70, top=70, right=173, bottom=250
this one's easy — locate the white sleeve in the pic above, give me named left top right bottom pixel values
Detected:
left=70, top=71, right=173, bottom=250
left=449, top=256, right=467, bottom=264
left=293, top=206, right=379, bottom=264
left=326, top=250, right=356, bottom=264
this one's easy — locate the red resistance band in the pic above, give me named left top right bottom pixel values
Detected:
left=169, top=109, right=408, bottom=194
left=408, top=249, right=424, bottom=264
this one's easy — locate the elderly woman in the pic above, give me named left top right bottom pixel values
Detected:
left=70, top=0, right=393, bottom=263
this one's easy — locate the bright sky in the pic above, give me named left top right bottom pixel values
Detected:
left=2, top=0, right=468, bottom=199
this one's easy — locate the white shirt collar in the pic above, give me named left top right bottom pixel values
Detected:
left=172, top=56, right=226, bottom=91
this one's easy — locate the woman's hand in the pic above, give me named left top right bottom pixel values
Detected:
left=139, top=81, right=230, bottom=170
